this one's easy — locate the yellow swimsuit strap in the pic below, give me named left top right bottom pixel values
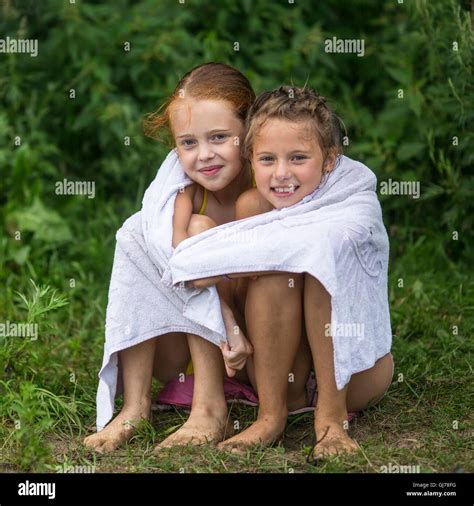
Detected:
left=198, top=187, right=208, bottom=215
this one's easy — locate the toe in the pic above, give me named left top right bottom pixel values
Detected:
left=328, top=444, right=340, bottom=456
left=87, top=439, right=104, bottom=452
left=83, top=435, right=100, bottom=448
left=154, top=438, right=174, bottom=452
left=230, top=446, right=245, bottom=456
left=310, top=446, right=323, bottom=462
left=217, top=441, right=232, bottom=452
left=90, top=442, right=106, bottom=454
left=101, top=441, right=117, bottom=453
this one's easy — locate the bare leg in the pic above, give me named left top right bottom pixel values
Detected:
left=218, top=273, right=304, bottom=453
left=84, top=332, right=193, bottom=454
left=154, top=333, right=231, bottom=450
left=244, top=330, right=312, bottom=412
left=287, top=329, right=313, bottom=412
left=83, top=338, right=157, bottom=453
left=346, top=352, right=394, bottom=412
left=154, top=214, right=233, bottom=450
left=85, top=214, right=226, bottom=453
left=231, top=276, right=312, bottom=410
left=304, top=274, right=358, bottom=460
left=153, top=332, right=190, bottom=384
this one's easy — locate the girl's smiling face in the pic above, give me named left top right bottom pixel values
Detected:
left=171, top=99, right=245, bottom=191
left=251, top=118, right=335, bottom=209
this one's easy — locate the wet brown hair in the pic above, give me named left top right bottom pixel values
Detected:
left=143, top=62, right=255, bottom=146
left=244, top=85, right=344, bottom=168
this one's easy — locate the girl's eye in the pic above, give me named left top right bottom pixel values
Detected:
left=291, top=155, right=308, bottom=162
left=259, top=156, right=274, bottom=163
left=180, top=139, right=196, bottom=147
left=211, top=134, right=228, bottom=142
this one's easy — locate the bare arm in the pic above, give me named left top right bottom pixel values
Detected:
left=191, top=271, right=283, bottom=289
left=172, top=185, right=196, bottom=249
left=191, top=189, right=276, bottom=288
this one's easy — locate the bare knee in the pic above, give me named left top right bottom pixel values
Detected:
left=304, top=273, right=329, bottom=298
left=250, top=272, right=303, bottom=294
left=246, top=274, right=303, bottom=322
left=187, top=214, right=217, bottom=237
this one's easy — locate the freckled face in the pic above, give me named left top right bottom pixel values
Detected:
left=251, top=118, right=334, bottom=209
left=171, top=99, right=245, bottom=191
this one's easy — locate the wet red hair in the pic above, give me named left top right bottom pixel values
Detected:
left=143, top=62, right=255, bottom=146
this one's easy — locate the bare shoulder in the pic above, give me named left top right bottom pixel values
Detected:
left=174, top=184, right=197, bottom=215
left=235, top=188, right=273, bottom=220
left=175, top=183, right=196, bottom=203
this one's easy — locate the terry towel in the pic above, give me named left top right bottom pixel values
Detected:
left=95, top=149, right=228, bottom=431
left=165, top=154, right=392, bottom=391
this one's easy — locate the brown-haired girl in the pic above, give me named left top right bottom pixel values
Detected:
left=192, top=86, right=394, bottom=460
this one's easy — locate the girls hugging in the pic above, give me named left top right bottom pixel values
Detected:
left=83, top=62, right=394, bottom=462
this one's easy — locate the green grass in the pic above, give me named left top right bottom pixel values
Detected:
left=0, top=0, right=472, bottom=475
left=0, top=234, right=472, bottom=473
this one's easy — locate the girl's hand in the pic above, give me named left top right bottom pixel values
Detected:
left=219, top=336, right=253, bottom=378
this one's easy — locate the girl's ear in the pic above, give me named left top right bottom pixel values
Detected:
left=323, top=150, right=337, bottom=173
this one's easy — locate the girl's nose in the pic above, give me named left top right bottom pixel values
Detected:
left=198, top=143, right=215, bottom=161
left=274, top=161, right=291, bottom=180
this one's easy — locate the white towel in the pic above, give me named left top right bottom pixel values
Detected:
left=96, top=150, right=227, bottom=431
left=165, top=155, right=392, bottom=390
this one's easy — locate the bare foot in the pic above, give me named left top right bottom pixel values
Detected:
left=309, top=418, right=360, bottom=463
left=217, top=416, right=286, bottom=455
left=83, top=405, right=151, bottom=454
left=154, top=406, right=232, bottom=452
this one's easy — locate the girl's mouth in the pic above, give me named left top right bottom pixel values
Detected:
left=271, top=185, right=300, bottom=197
left=199, top=165, right=223, bottom=177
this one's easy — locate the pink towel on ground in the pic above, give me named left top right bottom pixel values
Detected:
left=155, top=374, right=358, bottom=421
left=156, top=375, right=259, bottom=409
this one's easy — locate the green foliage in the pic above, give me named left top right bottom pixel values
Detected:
left=0, top=0, right=472, bottom=471
left=0, top=0, right=472, bottom=267
left=0, top=380, right=55, bottom=471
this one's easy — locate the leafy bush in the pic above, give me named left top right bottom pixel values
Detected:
left=0, top=0, right=472, bottom=470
